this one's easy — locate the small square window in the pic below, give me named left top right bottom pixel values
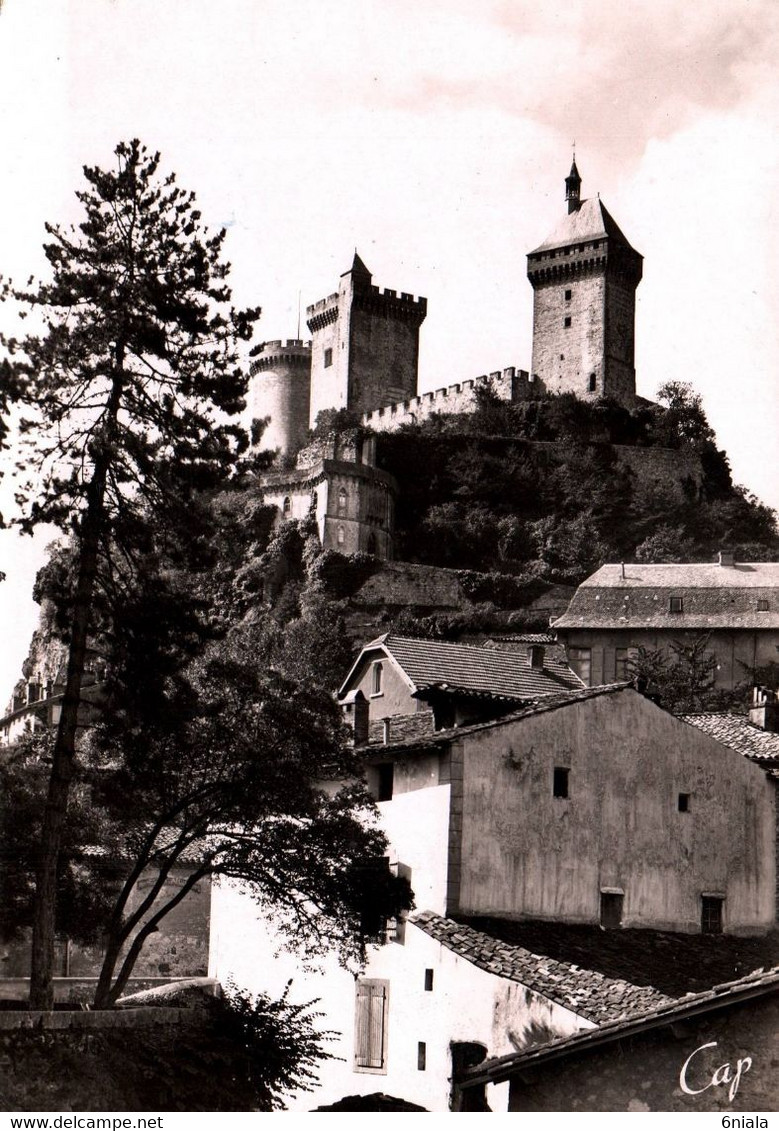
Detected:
left=669, top=596, right=684, bottom=614
left=757, top=599, right=769, bottom=611
left=564, top=316, right=572, bottom=328
left=701, top=896, right=723, bottom=935
left=678, top=792, right=690, bottom=812
left=424, top=969, right=434, bottom=992
left=553, top=767, right=569, bottom=799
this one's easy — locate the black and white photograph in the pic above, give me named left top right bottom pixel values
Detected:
left=0, top=0, right=777, bottom=1118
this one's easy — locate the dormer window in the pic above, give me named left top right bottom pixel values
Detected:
left=669, top=596, right=683, bottom=614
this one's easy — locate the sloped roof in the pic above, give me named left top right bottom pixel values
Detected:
left=680, top=713, right=779, bottom=765
left=553, top=562, right=779, bottom=630
left=530, top=198, right=636, bottom=255
left=412, top=912, right=673, bottom=1026
left=374, top=684, right=632, bottom=753
left=462, top=965, right=779, bottom=1089
left=339, top=634, right=583, bottom=701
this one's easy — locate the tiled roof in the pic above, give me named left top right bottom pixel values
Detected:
left=461, top=965, right=779, bottom=1088
left=680, top=713, right=779, bottom=765
left=553, top=562, right=779, bottom=630
left=366, top=634, right=582, bottom=699
left=412, top=912, right=673, bottom=1025
left=376, top=684, right=630, bottom=753
left=366, top=711, right=436, bottom=747
left=451, top=916, right=779, bottom=999
left=530, top=198, right=636, bottom=254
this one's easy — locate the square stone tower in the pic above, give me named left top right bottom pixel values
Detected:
left=526, top=161, right=643, bottom=405
left=306, top=253, right=427, bottom=428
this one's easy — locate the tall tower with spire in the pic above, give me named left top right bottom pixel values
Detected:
left=526, top=160, right=643, bottom=404
left=306, top=253, right=427, bottom=427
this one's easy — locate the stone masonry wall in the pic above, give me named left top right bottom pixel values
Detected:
left=508, top=993, right=779, bottom=1112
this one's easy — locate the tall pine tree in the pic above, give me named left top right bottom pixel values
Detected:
left=2, top=140, right=260, bottom=1007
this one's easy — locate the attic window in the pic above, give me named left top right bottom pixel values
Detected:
left=324, top=347, right=333, bottom=368
left=678, top=792, right=690, bottom=813
left=669, top=596, right=684, bottom=614
left=553, top=766, right=569, bottom=799
left=371, top=661, right=383, bottom=696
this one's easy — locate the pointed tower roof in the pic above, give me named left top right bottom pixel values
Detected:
left=530, top=197, right=637, bottom=255
left=342, top=251, right=373, bottom=286
left=565, top=156, right=582, bottom=213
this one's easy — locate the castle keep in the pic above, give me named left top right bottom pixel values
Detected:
left=248, top=161, right=646, bottom=558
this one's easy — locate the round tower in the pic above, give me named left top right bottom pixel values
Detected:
left=246, top=340, right=312, bottom=457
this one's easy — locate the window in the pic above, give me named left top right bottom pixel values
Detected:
left=337, top=524, right=345, bottom=546
left=568, top=646, right=592, bottom=685
left=324, top=347, right=333, bottom=368
left=678, top=792, right=690, bottom=812
left=588, top=373, right=597, bottom=392
left=600, top=891, right=624, bottom=929
left=371, top=661, right=383, bottom=696
left=337, top=487, right=347, bottom=512
left=424, top=969, right=434, bottom=992
left=701, top=896, right=723, bottom=935
left=354, top=980, right=389, bottom=1072
left=757, top=599, right=769, bottom=611
left=377, top=762, right=394, bottom=802
left=553, top=766, right=569, bottom=799
left=282, top=496, right=291, bottom=516
left=564, top=289, right=572, bottom=300
left=615, top=647, right=629, bottom=680
left=564, top=316, right=572, bottom=328
left=669, top=596, right=684, bottom=614
left=417, top=1042, right=427, bottom=1071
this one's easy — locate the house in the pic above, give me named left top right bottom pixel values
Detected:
left=457, top=965, right=779, bottom=1112
left=552, top=557, right=779, bottom=689
left=209, top=683, right=777, bottom=1110
left=337, top=632, right=583, bottom=737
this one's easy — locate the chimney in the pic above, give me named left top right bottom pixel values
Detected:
left=718, top=549, right=735, bottom=567
left=341, top=690, right=369, bottom=746
left=528, top=644, right=545, bottom=670
left=382, top=717, right=392, bottom=744
left=749, top=686, right=779, bottom=733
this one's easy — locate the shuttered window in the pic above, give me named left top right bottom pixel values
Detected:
left=354, top=979, right=389, bottom=1072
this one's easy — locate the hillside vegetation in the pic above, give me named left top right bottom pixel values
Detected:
left=375, top=383, right=778, bottom=582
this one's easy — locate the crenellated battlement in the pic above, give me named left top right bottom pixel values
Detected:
left=250, top=339, right=312, bottom=376
left=361, top=366, right=540, bottom=432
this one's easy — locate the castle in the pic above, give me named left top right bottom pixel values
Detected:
left=248, top=160, right=644, bottom=559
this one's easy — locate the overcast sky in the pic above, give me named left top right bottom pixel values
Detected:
left=0, top=0, right=777, bottom=698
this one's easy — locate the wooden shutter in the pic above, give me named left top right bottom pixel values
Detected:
left=355, top=980, right=389, bottom=1070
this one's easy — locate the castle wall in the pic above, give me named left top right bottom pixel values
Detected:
left=531, top=273, right=607, bottom=399
left=604, top=278, right=638, bottom=402
left=348, top=291, right=423, bottom=412
left=362, top=368, right=541, bottom=431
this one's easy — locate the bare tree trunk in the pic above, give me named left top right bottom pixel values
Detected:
left=28, top=479, right=105, bottom=1009
left=29, top=363, right=124, bottom=1010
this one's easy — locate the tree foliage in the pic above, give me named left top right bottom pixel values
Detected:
left=0, top=139, right=261, bottom=1007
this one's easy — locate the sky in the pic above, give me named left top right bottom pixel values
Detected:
left=0, top=0, right=777, bottom=699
